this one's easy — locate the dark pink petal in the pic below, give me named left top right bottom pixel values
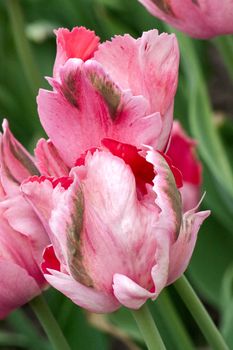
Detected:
left=167, top=121, right=201, bottom=186
left=41, top=245, right=61, bottom=274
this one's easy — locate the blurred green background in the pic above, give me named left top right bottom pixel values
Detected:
left=0, top=0, right=233, bottom=349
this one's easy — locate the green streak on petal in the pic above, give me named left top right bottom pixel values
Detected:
left=67, top=188, right=93, bottom=287
left=9, top=138, right=40, bottom=176
left=89, top=73, right=121, bottom=120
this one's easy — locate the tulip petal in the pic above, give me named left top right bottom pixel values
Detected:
left=138, top=0, right=233, bottom=38
left=0, top=120, right=39, bottom=194
left=113, top=273, right=155, bottom=309
left=38, top=58, right=161, bottom=166
left=168, top=207, right=210, bottom=285
left=72, top=150, right=159, bottom=293
left=21, top=177, right=69, bottom=267
left=44, top=269, right=119, bottom=313
left=1, top=194, right=49, bottom=264
left=146, top=149, right=182, bottom=240
left=94, top=30, right=179, bottom=149
left=35, top=138, right=69, bottom=177
left=53, top=27, right=100, bottom=78
left=0, top=260, right=40, bottom=319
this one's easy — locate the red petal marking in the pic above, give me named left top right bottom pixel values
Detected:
left=158, top=152, right=183, bottom=188
left=102, top=138, right=155, bottom=195
left=24, top=175, right=73, bottom=190
left=75, top=148, right=98, bottom=166
left=166, top=133, right=201, bottom=185
left=41, top=245, right=60, bottom=274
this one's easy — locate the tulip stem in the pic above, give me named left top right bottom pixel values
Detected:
left=156, top=290, right=194, bottom=350
left=30, top=294, right=71, bottom=350
left=214, top=35, right=233, bottom=81
left=131, top=303, right=166, bottom=350
left=6, top=0, right=42, bottom=96
left=174, top=275, right=229, bottom=350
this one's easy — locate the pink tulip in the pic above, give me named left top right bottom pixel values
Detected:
left=0, top=121, right=49, bottom=318
left=138, top=0, right=233, bottom=38
left=167, top=121, right=202, bottom=211
left=22, top=140, right=210, bottom=312
left=37, top=26, right=179, bottom=167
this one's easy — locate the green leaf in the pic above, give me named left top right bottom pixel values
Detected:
left=188, top=216, right=233, bottom=308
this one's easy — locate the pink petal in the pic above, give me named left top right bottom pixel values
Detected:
left=0, top=120, right=39, bottom=194
left=0, top=261, right=40, bottom=319
left=113, top=274, right=155, bottom=309
left=150, top=228, right=171, bottom=297
left=146, top=149, right=182, bottom=241
left=167, top=207, right=210, bottom=285
left=38, top=58, right=160, bottom=166
left=71, top=150, right=159, bottom=293
left=44, top=269, right=119, bottom=313
left=53, top=27, right=100, bottom=78
left=1, top=194, right=50, bottom=265
left=35, top=138, right=69, bottom=177
left=94, top=30, right=179, bottom=149
left=138, top=0, right=233, bottom=39
left=0, top=217, right=45, bottom=289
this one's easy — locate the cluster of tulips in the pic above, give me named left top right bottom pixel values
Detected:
left=1, top=0, right=232, bottom=349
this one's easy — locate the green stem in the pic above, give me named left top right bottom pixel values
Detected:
left=6, top=0, right=42, bottom=96
left=214, top=35, right=233, bottom=81
left=156, top=290, right=194, bottom=350
left=174, top=275, right=229, bottom=350
left=131, top=303, right=166, bottom=350
left=30, top=295, right=71, bottom=350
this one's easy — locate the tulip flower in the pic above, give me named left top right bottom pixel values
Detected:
left=138, top=0, right=233, bottom=38
left=0, top=121, right=49, bottom=318
left=22, top=140, right=210, bottom=312
left=37, top=26, right=179, bottom=165
left=167, top=121, right=202, bottom=211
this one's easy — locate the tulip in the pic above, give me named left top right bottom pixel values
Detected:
left=167, top=121, right=202, bottom=211
left=22, top=140, right=210, bottom=313
left=0, top=121, right=49, bottom=318
left=138, top=0, right=233, bottom=38
left=37, top=26, right=179, bottom=166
